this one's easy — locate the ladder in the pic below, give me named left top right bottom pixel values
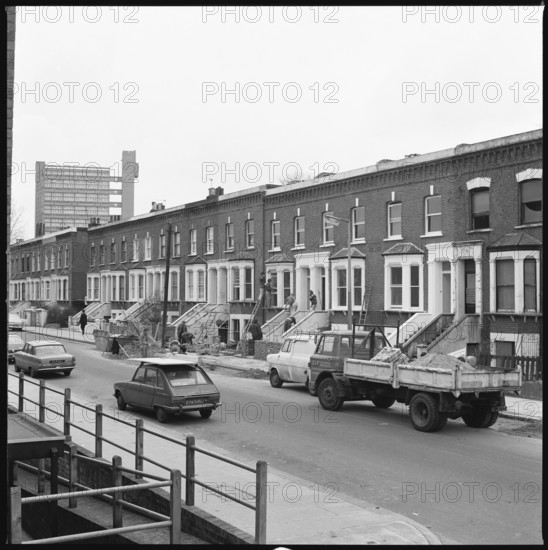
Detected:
left=242, top=289, right=264, bottom=338
left=358, top=285, right=373, bottom=325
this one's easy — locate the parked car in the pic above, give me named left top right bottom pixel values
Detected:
left=9, top=314, right=26, bottom=331
left=113, top=358, right=221, bottom=423
left=267, top=334, right=318, bottom=392
left=14, top=340, right=76, bottom=377
left=8, top=333, right=25, bottom=363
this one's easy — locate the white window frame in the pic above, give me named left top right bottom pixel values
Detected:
left=424, top=195, right=442, bottom=236
left=322, top=212, right=334, bottom=245
left=271, top=220, right=281, bottom=250
left=132, top=236, right=139, bottom=262
left=173, top=230, right=180, bottom=257
left=245, top=219, right=255, bottom=248
left=294, top=216, right=305, bottom=248
left=190, top=229, right=197, bottom=255
left=206, top=227, right=214, bottom=254
left=383, top=254, right=424, bottom=311
left=226, top=223, right=234, bottom=251
left=159, top=231, right=166, bottom=259
left=387, top=203, right=402, bottom=239
left=144, top=233, right=152, bottom=260
left=352, top=206, right=366, bottom=242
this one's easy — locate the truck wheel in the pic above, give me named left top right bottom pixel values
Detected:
left=462, top=406, right=498, bottom=428
left=269, top=369, right=284, bottom=388
left=372, top=396, right=396, bottom=409
left=409, top=392, right=444, bottom=432
left=318, top=378, right=345, bottom=411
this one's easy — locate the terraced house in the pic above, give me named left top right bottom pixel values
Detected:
left=9, top=129, right=542, bottom=381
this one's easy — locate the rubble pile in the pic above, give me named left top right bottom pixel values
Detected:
left=411, top=353, right=476, bottom=371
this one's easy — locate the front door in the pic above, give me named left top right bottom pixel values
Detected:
left=441, top=261, right=451, bottom=314
left=464, top=260, right=476, bottom=314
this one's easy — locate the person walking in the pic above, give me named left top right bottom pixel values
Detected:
left=309, top=291, right=318, bottom=310
left=284, top=293, right=297, bottom=314
left=79, top=311, right=88, bottom=336
left=283, top=316, right=296, bottom=333
left=249, top=319, right=263, bottom=340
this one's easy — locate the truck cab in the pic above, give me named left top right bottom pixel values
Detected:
left=308, top=328, right=388, bottom=395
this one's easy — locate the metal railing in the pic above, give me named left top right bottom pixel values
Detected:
left=8, top=372, right=267, bottom=543
left=10, top=452, right=182, bottom=544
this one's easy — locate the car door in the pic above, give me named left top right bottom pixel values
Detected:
left=124, top=365, right=147, bottom=406
left=276, top=339, right=293, bottom=380
left=17, top=343, right=33, bottom=372
left=137, top=367, right=158, bottom=410
left=287, top=340, right=315, bottom=383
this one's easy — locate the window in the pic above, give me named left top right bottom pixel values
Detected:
left=496, top=259, right=514, bottom=311
left=283, top=270, right=291, bottom=301
left=144, top=234, right=151, bottom=260
left=271, top=220, right=281, bottom=249
left=387, top=203, right=401, bottom=238
left=99, top=245, right=105, bottom=265
left=159, top=232, right=166, bottom=258
left=206, top=227, right=214, bottom=254
left=132, top=237, right=139, bottom=262
left=190, top=229, right=197, bottom=255
left=64, top=246, right=69, bottom=267
left=268, top=269, right=278, bottom=305
left=232, top=268, right=240, bottom=301
left=323, top=212, right=334, bottom=244
left=353, top=267, right=362, bottom=307
left=337, top=269, right=347, bottom=307
left=352, top=206, right=366, bottom=241
left=171, top=271, right=178, bottom=300
left=425, top=195, right=441, bottom=233
left=172, top=230, right=180, bottom=257
left=130, top=275, right=135, bottom=300
left=294, top=216, right=305, bottom=247
left=245, top=219, right=254, bottom=248
left=138, top=275, right=144, bottom=299
left=187, top=271, right=194, bottom=300
left=390, top=266, right=403, bottom=307
left=57, top=247, right=62, bottom=268
left=119, top=275, right=126, bottom=301
left=232, top=319, right=241, bottom=342
left=110, top=242, right=116, bottom=263
left=197, top=271, right=205, bottom=301
left=226, top=223, right=234, bottom=250
left=121, top=239, right=128, bottom=262
left=520, top=179, right=542, bottom=224
left=495, top=341, right=515, bottom=369
left=471, top=189, right=490, bottom=230
left=524, top=259, right=536, bottom=312
left=244, top=267, right=253, bottom=300
left=94, top=278, right=99, bottom=300
left=410, top=265, right=420, bottom=308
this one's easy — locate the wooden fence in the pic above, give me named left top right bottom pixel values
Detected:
left=478, top=354, right=542, bottom=381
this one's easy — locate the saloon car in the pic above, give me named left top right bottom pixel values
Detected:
left=267, top=334, right=318, bottom=392
left=14, top=340, right=76, bottom=377
left=8, top=333, right=25, bottom=363
left=113, top=358, right=221, bottom=423
left=9, top=314, right=26, bottom=331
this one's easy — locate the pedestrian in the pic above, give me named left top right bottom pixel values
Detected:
left=140, top=326, right=150, bottom=358
left=249, top=319, right=263, bottom=340
left=283, top=316, right=296, bottom=333
left=180, top=332, right=194, bottom=346
left=309, top=291, right=318, bottom=310
left=79, top=311, right=88, bottom=336
left=264, top=279, right=272, bottom=307
left=284, top=293, right=295, bottom=311
left=177, top=321, right=188, bottom=345
left=259, top=272, right=266, bottom=288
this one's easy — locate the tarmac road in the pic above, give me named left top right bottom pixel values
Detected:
left=13, top=337, right=542, bottom=545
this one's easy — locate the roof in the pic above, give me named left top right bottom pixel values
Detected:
left=487, top=232, right=542, bottom=250
left=265, top=252, right=295, bottom=264
left=382, top=242, right=424, bottom=256
left=25, top=340, right=65, bottom=346
left=185, top=255, right=207, bottom=265
left=128, top=357, right=199, bottom=367
left=330, top=247, right=366, bottom=260
left=320, top=330, right=372, bottom=337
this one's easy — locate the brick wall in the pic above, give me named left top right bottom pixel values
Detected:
left=253, top=340, right=282, bottom=360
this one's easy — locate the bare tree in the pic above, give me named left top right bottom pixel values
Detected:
left=9, top=202, right=26, bottom=244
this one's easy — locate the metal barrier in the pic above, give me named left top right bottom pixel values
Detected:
left=8, top=371, right=267, bottom=543
left=10, top=453, right=181, bottom=544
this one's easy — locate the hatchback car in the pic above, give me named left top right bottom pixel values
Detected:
left=14, top=340, right=76, bottom=377
left=8, top=333, right=25, bottom=363
left=267, top=334, right=318, bottom=392
left=9, top=314, right=26, bottom=331
left=113, top=358, right=221, bottom=423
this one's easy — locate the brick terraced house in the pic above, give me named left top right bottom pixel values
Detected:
left=9, top=129, right=542, bottom=380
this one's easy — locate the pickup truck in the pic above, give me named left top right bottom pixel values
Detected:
left=311, top=341, right=522, bottom=432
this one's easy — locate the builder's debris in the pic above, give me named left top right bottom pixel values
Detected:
left=410, top=352, right=477, bottom=371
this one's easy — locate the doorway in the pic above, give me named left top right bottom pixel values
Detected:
left=441, top=261, right=451, bottom=313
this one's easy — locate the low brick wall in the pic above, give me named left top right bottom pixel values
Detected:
left=253, top=340, right=282, bottom=360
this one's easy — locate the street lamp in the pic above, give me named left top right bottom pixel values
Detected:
left=324, top=214, right=353, bottom=329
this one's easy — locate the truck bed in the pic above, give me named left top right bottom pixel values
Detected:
left=344, top=358, right=522, bottom=395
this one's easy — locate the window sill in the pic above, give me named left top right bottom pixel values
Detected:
left=383, top=236, right=403, bottom=242
left=467, top=228, right=492, bottom=234
left=188, top=253, right=196, bottom=257
left=268, top=248, right=281, bottom=253
left=420, top=232, right=443, bottom=238
left=291, top=245, right=305, bottom=251
left=319, top=243, right=335, bottom=248
left=514, top=223, right=542, bottom=229
left=245, top=246, right=255, bottom=250
left=351, top=240, right=366, bottom=245
left=205, top=252, right=214, bottom=256
left=224, top=249, right=235, bottom=253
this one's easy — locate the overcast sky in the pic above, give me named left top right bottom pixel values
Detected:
left=11, top=5, right=543, bottom=240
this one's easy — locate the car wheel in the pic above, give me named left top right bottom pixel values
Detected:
left=318, top=378, right=345, bottom=411
left=116, top=393, right=127, bottom=411
left=200, top=409, right=213, bottom=419
left=269, top=369, right=284, bottom=388
left=63, top=371, right=71, bottom=377
left=155, top=407, right=169, bottom=423
left=14, top=365, right=21, bottom=373
left=408, top=392, right=445, bottom=432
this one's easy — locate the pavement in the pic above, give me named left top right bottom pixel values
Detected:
left=11, top=325, right=543, bottom=545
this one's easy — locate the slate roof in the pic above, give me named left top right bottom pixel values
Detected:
left=330, top=247, right=366, bottom=260
left=185, top=255, right=206, bottom=265
left=265, top=252, right=295, bottom=264
left=487, top=233, right=542, bottom=249
left=382, top=242, right=424, bottom=256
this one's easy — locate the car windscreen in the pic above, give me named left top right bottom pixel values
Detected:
left=34, top=345, right=66, bottom=356
left=163, top=366, right=209, bottom=386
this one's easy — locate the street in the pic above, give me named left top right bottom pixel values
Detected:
left=11, top=336, right=543, bottom=545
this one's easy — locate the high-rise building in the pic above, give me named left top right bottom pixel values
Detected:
left=34, top=151, right=138, bottom=236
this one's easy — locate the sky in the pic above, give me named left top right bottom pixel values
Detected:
left=11, top=5, right=543, bottom=240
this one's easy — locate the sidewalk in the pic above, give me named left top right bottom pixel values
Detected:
left=22, top=325, right=543, bottom=424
